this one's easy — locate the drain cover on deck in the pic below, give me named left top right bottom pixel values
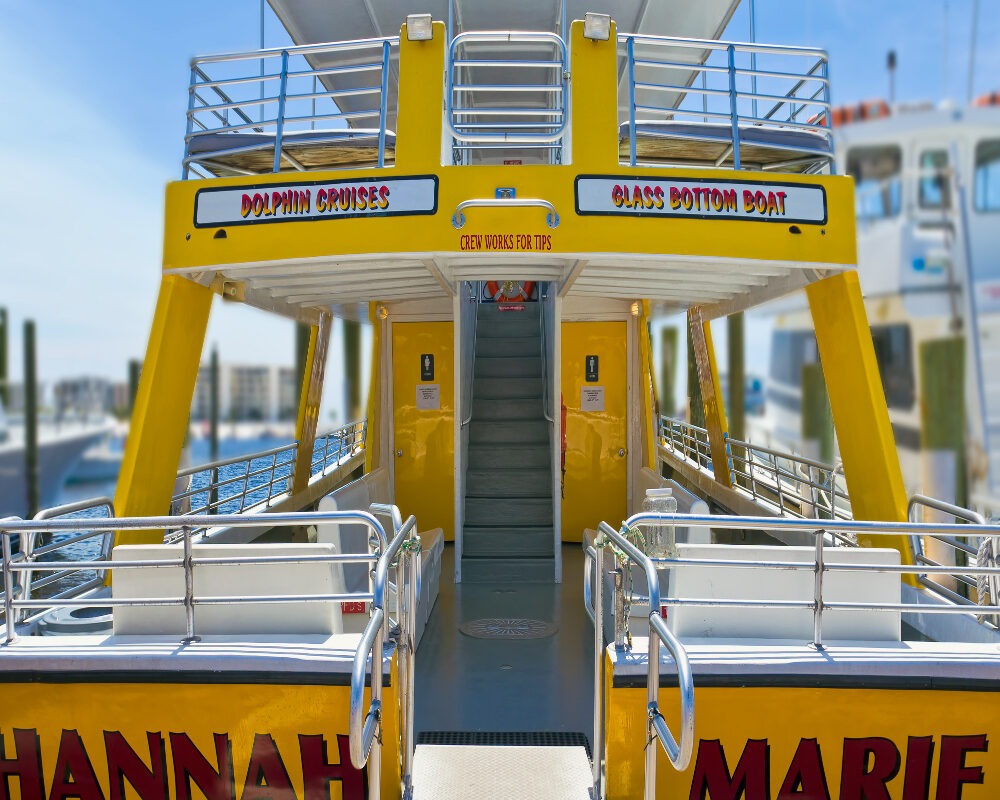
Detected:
left=418, top=731, right=590, bottom=758
left=459, top=617, right=557, bottom=639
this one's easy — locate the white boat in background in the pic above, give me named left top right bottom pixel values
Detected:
left=757, top=96, right=1000, bottom=517
left=0, top=402, right=113, bottom=517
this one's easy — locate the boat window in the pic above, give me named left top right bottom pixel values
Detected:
left=769, top=330, right=817, bottom=388
left=974, top=139, right=1000, bottom=212
left=846, top=145, right=902, bottom=219
left=870, top=324, right=914, bottom=409
left=918, top=150, right=950, bottom=209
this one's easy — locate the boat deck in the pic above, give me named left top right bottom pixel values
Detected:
left=416, top=544, right=594, bottom=741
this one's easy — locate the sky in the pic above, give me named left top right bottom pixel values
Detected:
left=0, top=0, right=996, bottom=417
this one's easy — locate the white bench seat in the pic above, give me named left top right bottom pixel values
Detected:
left=112, top=542, right=347, bottom=636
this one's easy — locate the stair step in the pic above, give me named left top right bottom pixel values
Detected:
left=468, top=444, right=550, bottom=469
left=469, top=420, right=549, bottom=445
left=460, top=557, right=555, bottom=583
left=477, top=319, right=540, bottom=338
left=466, top=469, right=552, bottom=498
left=462, top=526, right=554, bottom=557
left=474, top=378, right=541, bottom=399
left=472, top=398, right=543, bottom=420
left=475, top=356, right=541, bottom=378
left=478, top=337, right=539, bottom=358
left=464, top=497, right=552, bottom=527
left=478, top=300, right=541, bottom=316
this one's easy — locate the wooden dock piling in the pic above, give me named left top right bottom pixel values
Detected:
left=24, top=320, right=39, bottom=519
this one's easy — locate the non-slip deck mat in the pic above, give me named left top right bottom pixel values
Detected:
left=417, top=730, right=591, bottom=758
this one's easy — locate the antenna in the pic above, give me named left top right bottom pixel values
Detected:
left=887, top=50, right=897, bottom=106
left=967, top=0, right=980, bottom=104
left=942, top=0, right=949, bottom=102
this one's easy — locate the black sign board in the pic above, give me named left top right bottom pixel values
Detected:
left=585, top=355, right=599, bottom=382
left=420, top=353, right=434, bottom=381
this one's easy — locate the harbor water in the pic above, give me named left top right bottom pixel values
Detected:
left=11, top=436, right=295, bottom=599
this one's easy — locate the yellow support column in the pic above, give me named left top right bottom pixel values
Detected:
left=394, top=20, right=445, bottom=170
left=114, top=276, right=212, bottom=545
left=291, top=313, right=332, bottom=495
left=806, top=271, right=913, bottom=561
left=638, top=301, right=658, bottom=470
left=570, top=19, right=619, bottom=169
left=689, top=307, right=733, bottom=487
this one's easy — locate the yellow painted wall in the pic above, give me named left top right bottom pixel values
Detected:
left=605, top=670, right=999, bottom=799
left=391, top=322, right=455, bottom=540
left=561, top=322, right=628, bottom=542
left=1, top=674, right=400, bottom=799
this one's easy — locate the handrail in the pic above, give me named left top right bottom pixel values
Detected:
left=184, top=39, right=397, bottom=178
left=170, top=420, right=366, bottom=527
left=19, top=497, right=117, bottom=622
left=908, top=494, right=986, bottom=526
left=596, top=520, right=695, bottom=800
left=0, top=510, right=389, bottom=643
left=583, top=545, right=596, bottom=624
left=659, top=415, right=852, bottom=522
left=190, top=35, right=401, bottom=66
left=613, top=512, right=1000, bottom=618
left=908, top=494, right=988, bottom=610
left=540, top=297, right=553, bottom=424
left=349, top=514, right=418, bottom=798
left=619, top=32, right=832, bottom=172
left=349, top=606, right=385, bottom=773
left=446, top=31, right=568, bottom=146
left=451, top=198, right=559, bottom=229
left=592, top=509, right=1000, bottom=796
left=461, top=283, right=479, bottom=428
left=648, top=614, right=694, bottom=766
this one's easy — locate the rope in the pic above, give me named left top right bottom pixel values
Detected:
left=595, top=524, right=647, bottom=649
left=976, top=535, right=999, bottom=627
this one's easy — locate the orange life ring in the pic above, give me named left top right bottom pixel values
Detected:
left=486, top=280, right=535, bottom=302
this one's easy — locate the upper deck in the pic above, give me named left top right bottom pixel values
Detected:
left=166, top=15, right=852, bottom=324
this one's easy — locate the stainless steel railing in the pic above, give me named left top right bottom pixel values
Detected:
left=659, top=415, right=852, bottom=522
left=184, top=37, right=399, bottom=178
left=908, top=494, right=992, bottom=622
left=607, top=513, right=1000, bottom=642
left=592, top=520, right=695, bottom=800
left=589, top=510, right=1000, bottom=797
left=461, top=283, right=480, bottom=429
left=620, top=33, right=832, bottom=171
left=17, top=498, right=118, bottom=623
left=446, top=31, right=568, bottom=164
left=0, top=510, right=388, bottom=642
left=349, top=513, right=420, bottom=800
left=170, top=420, right=366, bottom=529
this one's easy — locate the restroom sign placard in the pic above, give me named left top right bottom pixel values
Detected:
left=575, top=175, right=827, bottom=224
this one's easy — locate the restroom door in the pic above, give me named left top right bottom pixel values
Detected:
left=391, top=321, right=455, bottom=539
left=560, top=321, right=628, bottom=541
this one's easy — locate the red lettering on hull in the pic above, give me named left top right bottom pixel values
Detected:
left=688, top=735, right=989, bottom=800
left=0, top=729, right=365, bottom=800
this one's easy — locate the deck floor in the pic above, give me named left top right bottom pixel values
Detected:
left=414, top=545, right=595, bottom=744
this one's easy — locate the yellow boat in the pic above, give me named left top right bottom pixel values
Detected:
left=2, top=3, right=999, bottom=798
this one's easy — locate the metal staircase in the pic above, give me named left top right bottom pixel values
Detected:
left=463, top=301, right=555, bottom=581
